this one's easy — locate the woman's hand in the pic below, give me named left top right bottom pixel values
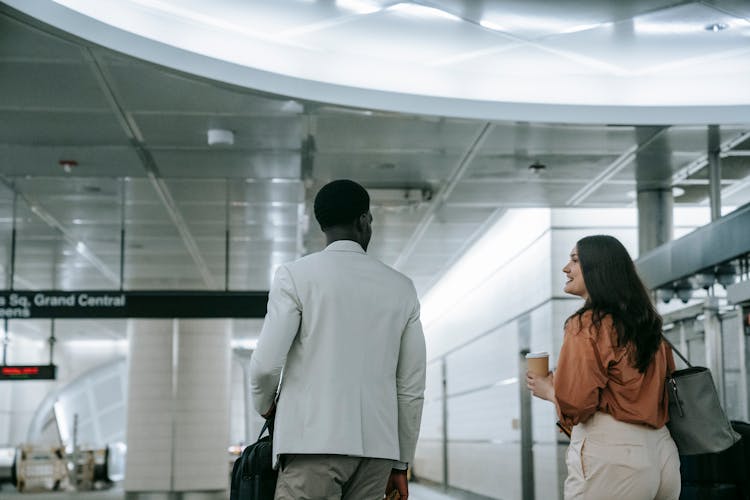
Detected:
left=526, top=370, right=555, bottom=402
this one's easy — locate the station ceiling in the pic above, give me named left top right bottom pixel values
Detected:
left=1, top=2, right=749, bottom=343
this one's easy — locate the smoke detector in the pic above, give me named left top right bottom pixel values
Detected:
left=207, top=128, right=234, bottom=146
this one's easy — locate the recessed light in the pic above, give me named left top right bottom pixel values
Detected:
left=705, top=23, right=729, bottom=32
left=59, top=159, right=78, bottom=173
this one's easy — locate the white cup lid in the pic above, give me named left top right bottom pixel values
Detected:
left=525, top=352, right=549, bottom=358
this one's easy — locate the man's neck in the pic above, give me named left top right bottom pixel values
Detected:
left=324, top=228, right=363, bottom=249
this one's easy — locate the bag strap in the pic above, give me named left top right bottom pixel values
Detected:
left=661, top=334, right=692, bottom=368
left=257, top=417, right=274, bottom=441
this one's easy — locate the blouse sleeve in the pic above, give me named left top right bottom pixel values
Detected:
left=554, top=316, right=609, bottom=427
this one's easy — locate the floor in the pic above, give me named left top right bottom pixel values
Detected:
left=0, top=482, right=495, bottom=499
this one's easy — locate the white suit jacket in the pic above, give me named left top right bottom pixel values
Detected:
left=249, top=240, right=426, bottom=466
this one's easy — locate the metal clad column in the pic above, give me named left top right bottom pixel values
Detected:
left=441, top=358, right=448, bottom=491
left=635, top=127, right=674, bottom=256
left=708, top=125, right=722, bottom=221
left=518, top=313, right=534, bottom=500
left=637, top=190, right=673, bottom=256
left=703, top=298, right=725, bottom=403
left=233, top=348, right=256, bottom=444
left=519, top=348, right=534, bottom=500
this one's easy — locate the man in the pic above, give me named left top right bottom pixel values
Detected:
left=250, top=179, right=426, bottom=500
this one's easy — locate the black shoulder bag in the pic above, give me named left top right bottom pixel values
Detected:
left=663, top=337, right=740, bottom=455
left=230, top=419, right=277, bottom=500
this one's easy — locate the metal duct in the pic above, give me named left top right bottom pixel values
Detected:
left=636, top=202, right=750, bottom=290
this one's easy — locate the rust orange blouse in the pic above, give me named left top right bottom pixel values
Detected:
left=554, top=310, right=675, bottom=429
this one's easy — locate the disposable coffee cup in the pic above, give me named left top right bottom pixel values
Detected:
left=526, top=352, right=549, bottom=377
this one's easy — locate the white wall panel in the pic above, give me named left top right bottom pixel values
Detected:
left=445, top=323, right=517, bottom=396
left=419, top=399, right=442, bottom=441
left=449, top=442, right=520, bottom=500
left=416, top=209, right=658, bottom=499
left=447, top=385, right=518, bottom=443
left=425, top=228, right=553, bottom=360
left=413, top=439, right=443, bottom=484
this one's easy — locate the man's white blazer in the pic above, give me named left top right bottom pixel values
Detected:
left=249, top=240, right=426, bottom=466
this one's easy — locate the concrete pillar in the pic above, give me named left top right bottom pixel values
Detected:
left=124, top=319, right=175, bottom=498
left=637, top=189, right=673, bottom=256
left=124, top=319, right=231, bottom=500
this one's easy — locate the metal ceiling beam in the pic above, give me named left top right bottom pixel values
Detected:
left=566, top=127, right=669, bottom=206
left=720, top=174, right=750, bottom=201
left=392, top=122, right=494, bottom=270
left=83, top=48, right=217, bottom=289
left=671, top=130, right=750, bottom=185
left=0, top=263, right=39, bottom=289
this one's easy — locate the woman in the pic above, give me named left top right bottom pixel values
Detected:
left=527, top=235, right=680, bottom=500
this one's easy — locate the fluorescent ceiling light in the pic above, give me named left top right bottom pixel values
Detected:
left=479, top=19, right=506, bottom=32
left=388, top=3, right=461, bottom=22
left=66, top=339, right=128, bottom=349
left=281, top=100, right=303, bottom=113
left=626, top=186, right=686, bottom=199
left=480, top=14, right=605, bottom=35
left=336, top=0, right=382, bottom=15
left=232, top=339, right=258, bottom=350
left=494, top=377, right=519, bottom=386
left=632, top=20, right=733, bottom=35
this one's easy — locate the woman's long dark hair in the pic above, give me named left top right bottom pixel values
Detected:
left=571, top=235, right=662, bottom=373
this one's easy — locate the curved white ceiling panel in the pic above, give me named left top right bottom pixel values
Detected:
left=7, top=0, right=750, bottom=124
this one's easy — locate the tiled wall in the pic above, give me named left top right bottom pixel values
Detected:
left=124, top=319, right=231, bottom=493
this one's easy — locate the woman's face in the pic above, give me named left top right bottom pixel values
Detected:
left=563, top=246, right=589, bottom=300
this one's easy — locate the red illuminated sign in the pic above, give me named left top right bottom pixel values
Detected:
left=0, top=365, right=56, bottom=380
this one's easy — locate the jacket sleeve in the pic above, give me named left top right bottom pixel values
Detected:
left=249, top=265, right=301, bottom=415
left=396, top=293, right=427, bottom=464
left=554, top=318, right=608, bottom=427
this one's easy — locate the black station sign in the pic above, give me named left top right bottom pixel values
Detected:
left=0, top=291, right=269, bottom=319
left=0, top=364, right=57, bottom=381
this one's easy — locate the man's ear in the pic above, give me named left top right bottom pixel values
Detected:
left=355, top=213, right=368, bottom=231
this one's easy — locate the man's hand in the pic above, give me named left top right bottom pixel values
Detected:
left=385, top=468, right=408, bottom=500
left=262, top=401, right=276, bottom=420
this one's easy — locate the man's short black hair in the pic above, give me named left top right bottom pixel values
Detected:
left=314, top=179, right=370, bottom=231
